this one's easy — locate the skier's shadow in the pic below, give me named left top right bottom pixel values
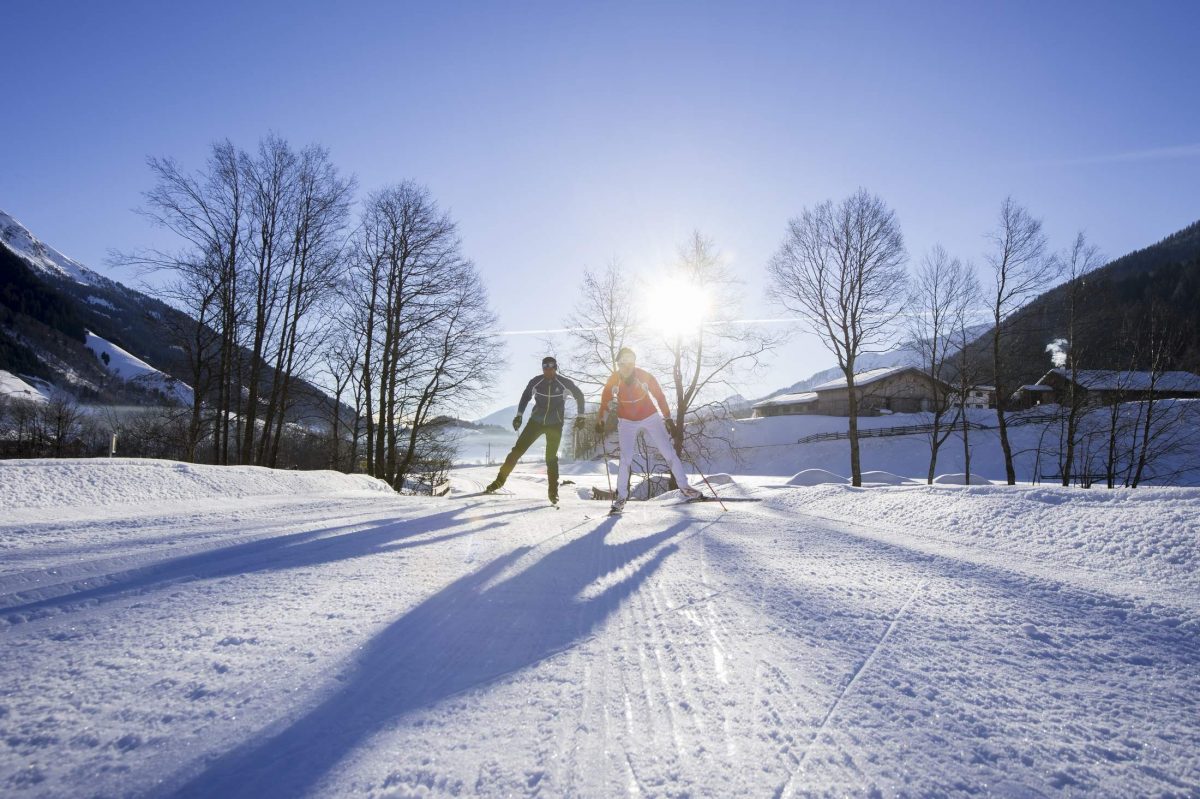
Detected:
left=1, top=502, right=533, bottom=622
left=161, top=516, right=686, bottom=799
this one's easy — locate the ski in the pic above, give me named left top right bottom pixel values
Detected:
left=666, top=495, right=761, bottom=506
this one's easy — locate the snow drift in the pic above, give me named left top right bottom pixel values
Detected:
left=0, top=458, right=392, bottom=512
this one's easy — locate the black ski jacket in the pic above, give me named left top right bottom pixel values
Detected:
left=517, top=374, right=586, bottom=426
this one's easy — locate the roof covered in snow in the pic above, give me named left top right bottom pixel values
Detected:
left=811, top=365, right=916, bottom=392
left=1044, top=368, right=1200, bottom=393
left=752, top=391, right=818, bottom=408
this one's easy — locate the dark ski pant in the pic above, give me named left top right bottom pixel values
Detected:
left=494, top=420, right=563, bottom=497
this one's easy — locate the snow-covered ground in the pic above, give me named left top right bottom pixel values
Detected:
left=470, top=406, right=1200, bottom=489
left=0, top=370, right=48, bottom=404
left=2, top=458, right=1198, bottom=797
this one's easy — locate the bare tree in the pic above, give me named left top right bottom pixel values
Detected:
left=126, top=140, right=244, bottom=463
left=316, top=310, right=367, bottom=471
left=950, top=268, right=986, bottom=483
left=1129, top=304, right=1194, bottom=487
left=656, top=232, right=779, bottom=472
left=559, top=259, right=641, bottom=460
left=907, top=246, right=976, bottom=483
left=767, top=189, right=908, bottom=486
left=1053, top=232, right=1103, bottom=486
left=129, top=135, right=353, bottom=468
left=238, top=135, right=297, bottom=464
left=258, top=145, right=355, bottom=467
left=561, top=259, right=641, bottom=392
left=985, top=198, right=1060, bottom=485
left=347, top=182, right=501, bottom=491
left=39, top=396, right=84, bottom=457
left=393, top=272, right=501, bottom=484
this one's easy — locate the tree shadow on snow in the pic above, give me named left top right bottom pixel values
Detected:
left=1, top=501, right=538, bottom=623
left=157, top=516, right=686, bottom=799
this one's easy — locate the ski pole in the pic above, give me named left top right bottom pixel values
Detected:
left=602, top=433, right=613, bottom=497
left=685, top=456, right=728, bottom=512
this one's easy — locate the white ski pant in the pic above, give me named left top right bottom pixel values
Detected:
left=615, top=415, right=693, bottom=500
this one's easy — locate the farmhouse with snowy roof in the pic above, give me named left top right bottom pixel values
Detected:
left=752, top=366, right=949, bottom=417
left=1010, top=368, right=1200, bottom=409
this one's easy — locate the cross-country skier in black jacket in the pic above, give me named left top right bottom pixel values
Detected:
left=485, top=356, right=586, bottom=504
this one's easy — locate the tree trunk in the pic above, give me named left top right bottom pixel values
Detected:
left=846, top=370, right=862, bottom=487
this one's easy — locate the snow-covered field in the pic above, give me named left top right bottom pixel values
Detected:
left=464, top=406, right=1200, bottom=487
left=2, top=458, right=1198, bottom=797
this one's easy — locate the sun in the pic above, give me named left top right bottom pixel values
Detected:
left=641, top=279, right=710, bottom=337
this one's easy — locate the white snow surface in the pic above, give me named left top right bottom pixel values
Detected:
left=85, top=331, right=194, bottom=405
left=1, top=459, right=1198, bottom=797
left=933, top=472, right=995, bottom=485
left=0, top=458, right=391, bottom=518
left=786, top=468, right=847, bottom=486
left=0, top=370, right=48, bottom=404
left=0, top=210, right=107, bottom=287
left=705, top=407, right=1200, bottom=486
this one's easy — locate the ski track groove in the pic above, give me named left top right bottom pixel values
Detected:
left=777, top=576, right=928, bottom=798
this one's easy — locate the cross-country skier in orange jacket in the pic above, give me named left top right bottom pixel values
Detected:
left=596, top=347, right=700, bottom=513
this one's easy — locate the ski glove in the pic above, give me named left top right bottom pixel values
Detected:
left=664, top=417, right=678, bottom=438
left=512, top=415, right=522, bottom=431
left=594, top=417, right=606, bottom=435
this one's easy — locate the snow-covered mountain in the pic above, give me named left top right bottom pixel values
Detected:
left=84, top=332, right=193, bottom=405
left=0, top=210, right=112, bottom=288
left=476, top=404, right=521, bottom=428
left=0, top=210, right=328, bottom=418
left=0, top=209, right=200, bottom=404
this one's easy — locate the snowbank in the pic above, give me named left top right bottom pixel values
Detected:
left=767, top=482, right=1200, bottom=592
left=786, top=468, right=847, bottom=486
left=0, top=458, right=393, bottom=511
left=933, top=472, right=994, bottom=485
left=859, top=470, right=912, bottom=485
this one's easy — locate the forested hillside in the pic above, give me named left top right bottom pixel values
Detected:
left=978, top=219, right=1200, bottom=388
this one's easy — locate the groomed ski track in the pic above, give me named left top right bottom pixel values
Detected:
left=2, top=464, right=1197, bottom=797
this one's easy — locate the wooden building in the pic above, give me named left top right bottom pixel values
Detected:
left=1011, top=368, right=1200, bottom=409
left=753, top=366, right=950, bottom=418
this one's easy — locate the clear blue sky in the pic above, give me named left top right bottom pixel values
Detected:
left=4, top=0, right=1199, bottom=416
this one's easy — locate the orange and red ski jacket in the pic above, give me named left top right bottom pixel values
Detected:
left=599, top=367, right=671, bottom=423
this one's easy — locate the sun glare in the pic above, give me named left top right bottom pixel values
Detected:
left=642, top=279, right=710, bottom=337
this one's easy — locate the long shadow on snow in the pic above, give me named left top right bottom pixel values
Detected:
left=703, top=514, right=1200, bottom=672
left=160, top=516, right=687, bottom=799
left=1, top=501, right=534, bottom=621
